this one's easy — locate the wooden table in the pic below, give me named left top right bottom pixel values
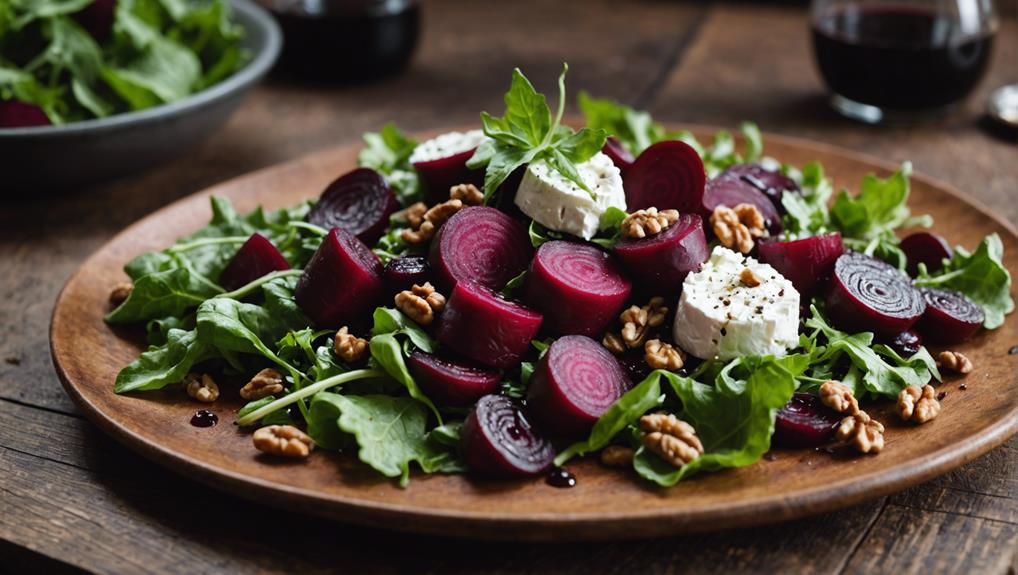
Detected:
left=2, top=1, right=1016, bottom=572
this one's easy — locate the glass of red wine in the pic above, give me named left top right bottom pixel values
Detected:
left=811, top=0, right=998, bottom=124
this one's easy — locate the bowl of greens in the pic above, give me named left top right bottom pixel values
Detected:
left=0, top=0, right=281, bottom=191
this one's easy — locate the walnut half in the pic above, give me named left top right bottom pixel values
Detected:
left=183, top=373, right=218, bottom=403
left=640, top=413, right=704, bottom=468
left=240, top=368, right=285, bottom=401
left=252, top=425, right=314, bottom=458
left=819, top=380, right=859, bottom=415
left=644, top=339, right=685, bottom=371
left=835, top=411, right=884, bottom=454
left=395, top=282, right=446, bottom=326
left=710, top=204, right=765, bottom=254
left=334, top=326, right=368, bottom=364
left=621, top=208, right=679, bottom=239
left=938, top=350, right=973, bottom=374
left=897, top=384, right=941, bottom=424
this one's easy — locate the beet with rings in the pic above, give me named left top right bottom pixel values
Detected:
left=915, top=287, right=985, bottom=344
left=429, top=206, right=532, bottom=291
left=719, top=163, right=801, bottom=214
left=613, top=213, right=709, bottom=295
left=306, top=168, right=399, bottom=244
left=825, top=251, right=926, bottom=338
left=460, top=394, right=555, bottom=478
left=623, top=140, right=706, bottom=214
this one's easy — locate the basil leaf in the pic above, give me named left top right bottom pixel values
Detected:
left=915, top=233, right=1014, bottom=329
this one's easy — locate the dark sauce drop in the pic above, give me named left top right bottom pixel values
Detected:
left=190, top=410, right=218, bottom=428
left=546, top=467, right=577, bottom=488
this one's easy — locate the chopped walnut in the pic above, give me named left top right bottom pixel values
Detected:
left=621, top=208, right=680, bottom=239
left=239, top=368, right=285, bottom=401
left=710, top=203, right=765, bottom=254
left=602, top=331, right=626, bottom=355
left=449, top=183, right=484, bottom=205
left=620, top=297, right=668, bottom=349
left=640, top=413, right=704, bottom=468
left=401, top=221, right=436, bottom=244
left=938, top=350, right=973, bottom=374
left=334, top=326, right=368, bottom=364
left=183, top=373, right=219, bottom=403
left=819, top=380, right=859, bottom=415
left=600, top=445, right=635, bottom=467
left=401, top=199, right=465, bottom=244
left=394, top=201, right=427, bottom=229
left=835, top=411, right=884, bottom=454
left=395, top=282, right=446, bottom=326
left=897, top=385, right=941, bottom=424
left=252, top=425, right=314, bottom=458
left=645, top=339, right=685, bottom=371
left=739, top=268, right=761, bottom=287
left=109, top=282, right=133, bottom=305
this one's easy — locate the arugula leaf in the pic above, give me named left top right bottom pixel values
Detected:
left=113, top=328, right=215, bottom=392
left=577, top=91, right=667, bottom=155
left=368, top=334, right=440, bottom=422
left=305, top=392, right=355, bottom=450
left=358, top=123, right=421, bottom=205
left=105, top=266, right=221, bottom=324
left=915, top=233, right=1014, bottom=329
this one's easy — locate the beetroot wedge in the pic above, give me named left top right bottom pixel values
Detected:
left=602, top=136, right=635, bottom=176
left=410, top=130, right=487, bottom=205
left=429, top=206, right=532, bottom=291
left=757, top=233, right=844, bottom=298
left=306, top=168, right=398, bottom=245
left=294, top=228, right=384, bottom=328
left=383, top=255, right=431, bottom=294
left=773, top=393, right=841, bottom=448
left=407, top=351, right=500, bottom=406
left=613, top=213, right=709, bottom=294
left=522, top=241, right=631, bottom=337
left=527, top=335, right=630, bottom=438
left=461, top=394, right=555, bottom=477
left=218, top=233, right=291, bottom=291
left=825, top=251, right=925, bottom=338
left=436, top=281, right=543, bottom=369
left=916, top=287, right=984, bottom=344
left=0, top=101, right=50, bottom=128
left=721, top=164, right=800, bottom=213
left=703, top=172, right=782, bottom=234
left=901, top=231, right=953, bottom=277
left=623, top=140, right=706, bottom=213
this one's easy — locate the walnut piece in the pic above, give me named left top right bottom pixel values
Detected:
left=938, top=350, right=973, bottom=374
left=710, top=203, right=765, bottom=254
left=602, top=332, right=626, bottom=355
left=897, top=385, right=941, bottom=424
left=620, top=296, right=668, bottom=349
left=621, top=208, right=680, bottom=239
left=401, top=199, right=465, bottom=244
left=109, top=282, right=133, bottom=305
left=739, top=267, right=761, bottom=287
left=252, top=425, right=314, bottom=458
left=183, top=373, right=219, bottom=403
left=640, top=413, right=704, bottom=468
left=645, top=339, right=685, bottom=371
left=395, top=282, right=446, bottom=326
left=835, top=411, right=884, bottom=454
left=449, top=183, right=484, bottom=205
left=334, top=326, right=368, bottom=364
left=819, top=380, right=859, bottom=415
left=600, top=445, right=635, bottom=467
left=394, top=201, right=427, bottom=229
left=239, top=368, right=285, bottom=401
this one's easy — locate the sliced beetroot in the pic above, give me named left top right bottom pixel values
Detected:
left=825, top=251, right=926, bottom=338
left=407, top=351, right=500, bottom=406
left=306, top=168, right=398, bottom=244
left=0, top=101, right=51, bottom=128
left=527, top=335, right=630, bottom=438
left=383, top=255, right=431, bottom=293
left=702, top=172, right=782, bottom=234
left=721, top=164, right=800, bottom=213
left=623, top=140, right=706, bottom=213
left=429, top=206, right=532, bottom=291
left=436, top=281, right=543, bottom=369
left=218, top=233, right=291, bottom=291
left=757, top=233, right=844, bottom=298
left=294, top=228, right=384, bottom=328
left=613, top=213, right=709, bottom=294
left=602, top=136, right=635, bottom=176
left=460, top=394, right=555, bottom=477
left=915, top=287, right=985, bottom=344
left=886, top=329, right=923, bottom=357
left=522, top=241, right=631, bottom=337
left=772, top=393, right=841, bottom=448
left=901, top=231, right=953, bottom=277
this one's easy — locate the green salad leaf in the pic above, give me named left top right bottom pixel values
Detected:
left=369, top=307, right=440, bottom=420
left=358, top=122, right=421, bottom=206
left=113, top=327, right=215, bottom=393
left=915, top=233, right=1014, bottom=329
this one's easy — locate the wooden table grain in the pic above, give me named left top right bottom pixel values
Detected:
left=1, top=1, right=1015, bottom=573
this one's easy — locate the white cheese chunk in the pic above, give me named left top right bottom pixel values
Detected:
left=673, top=247, right=800, bottom=360
left=409, top=130, right=487, bottom=164
left=513, top=152, right=626, bottom=240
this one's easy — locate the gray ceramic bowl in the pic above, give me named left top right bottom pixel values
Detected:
left=0, top=0, right=282, bottom=192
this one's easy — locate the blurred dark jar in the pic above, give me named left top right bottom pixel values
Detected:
left=261, top=0, right=420, bottom=83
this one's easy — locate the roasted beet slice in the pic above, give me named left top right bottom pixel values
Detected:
left=721, top=164, right=800, bottom=213
left=613, top=213, right=709, bottom=294
left=623, top=140, right=706, bottom=213
left=429, top=206, right=532, bottom=291
left=411, top=131, right=487, bottom=205
left=306, top=168, right=398, bottom=244
left=702, top=172, right=782, bottom=234
left=522, top=241, right=631, bottom=337
left=527, top=335, right=630, bottom=438
left=915, top=287, right=985, bottom=344
left=461, top=394, right=555, bottom=477
left=757, top=233, right=844, bottom=298
left=383, top=255, right=431, bottom=293
left=436, top=281, right=543, bottom=369
left=602, top=136, right=635, bottom=176
left=772, top=393, right=841, bottom=448
left=218, top=233, right=291, bottom=291
left=901, top=231, right=953, bottom=277
left=407, top=351, right=500, bottom=406
left=294, top=228, right=384, bottom=328
left=0, top=101, right=50, bottom=128
left=825, top=251, right=926, bottom=338
left=886, top=329, right=923, bottom=356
